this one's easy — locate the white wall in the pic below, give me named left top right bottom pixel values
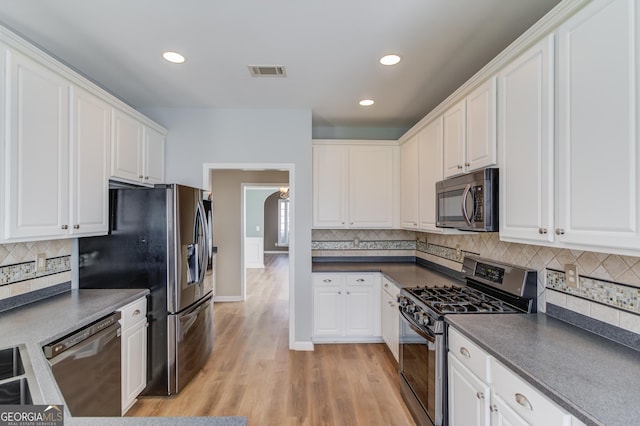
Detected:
left=139, top=107, right=313, bottom=345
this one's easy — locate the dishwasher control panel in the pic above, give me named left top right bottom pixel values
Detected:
left=43, top=311, right=121, bottom=358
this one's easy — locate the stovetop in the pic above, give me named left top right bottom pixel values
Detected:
left=405, top=285, right=520, bottom=315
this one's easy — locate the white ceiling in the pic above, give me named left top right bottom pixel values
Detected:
left=0, top=0, right=561, bottom=129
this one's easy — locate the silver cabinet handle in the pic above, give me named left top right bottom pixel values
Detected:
left=73, top=224, right=80, bottom=229
left=476, top=391, right=484, bottom=400
left=490, top=404, right=498, bottom=413
left=61, top=224, right=68, bottom=230
left=465, top=162, right=470, bottom=167
left=133, top=309, right=141, bottom=316
left=538, top=228, right=547, bottom=234
left=457, top=165, right=463, bottom=169
left=338, top=291, right=341, bottom=295
left=145, top=176, right=149, bottom=180
left=555, top=228, right=565, bottom=235
left=356, top=278, right=365, bottom=283
left=459, top=347, right=471, bottom=358
left=138, top=175, right=144, bottom=179
left=515, top=393, right=533, bottom=411
left=346, top=291, right=350, bottom=295
left=323, top=279, right=332, bottom=283
left=384, top=283, right=388, bottom=288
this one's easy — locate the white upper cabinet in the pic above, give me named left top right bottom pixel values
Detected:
left=443, top=78, right=497, bottom=178
left=312, top=141, right=398, bottom=229
left=2, top=47, right=70, bottom=241
left=418, top=117, right=444, bottom=231
left=443, top=99, right=467, bottom=178
left=400, top=135, right=419, bottom=229
left=70, top=85, right=111, bottom=236
left=555, top=0, right=640, bottom=252
left=499, top=35, right=555, bottom=243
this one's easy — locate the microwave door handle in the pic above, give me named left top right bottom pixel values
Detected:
left=461, top=183, right=473, bottom=226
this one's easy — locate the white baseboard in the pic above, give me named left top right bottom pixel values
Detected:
left=213, top=295, right=244, bottom=302
left=291, top=341, right=314, bottom=351
left=312, top=337, right=384, bottom=344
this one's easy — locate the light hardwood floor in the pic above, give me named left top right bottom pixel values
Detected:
left=128, top=254, right=416, bottom=425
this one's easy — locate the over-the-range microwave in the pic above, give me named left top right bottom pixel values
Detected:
left=436, top=167, right=498, bottom=231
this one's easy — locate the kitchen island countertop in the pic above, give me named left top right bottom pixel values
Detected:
left=446, top=313, right=640, bottom=426
left=0, top=289, right=247, bottom=425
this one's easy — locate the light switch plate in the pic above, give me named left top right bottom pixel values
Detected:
left=564, top=264, right=579, bottom=288
left=35, top=253, right=47, bottom=272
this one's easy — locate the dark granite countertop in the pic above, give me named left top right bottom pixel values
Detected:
left=312, top=260, right=464, bottom=289
left=446, top=313, right=640, bottom=426
left=0, top=289, right=246, bottom=425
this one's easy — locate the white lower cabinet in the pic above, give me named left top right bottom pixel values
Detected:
left=119, top=297, right=148, bottom=415
left=448, top=327, right=574, bottom=426
left=381, top=277, right=400, bottom=362
left=312, top=273, right=381, bottom=342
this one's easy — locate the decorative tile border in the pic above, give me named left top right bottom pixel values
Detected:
left=311, top=240, right=416, bottom=251
left=417, top=241, right=478, bottom=264
left=0, top=255, right=71, bottom=286
left=546, top=269, right=640, bottom=315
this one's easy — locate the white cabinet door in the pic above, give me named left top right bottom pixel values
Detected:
left=4, top=48, right=70, bottom=240
left=70, top=85, right=110, bottom=236
left=349, top=145, right=395, bottom=228
left=418, top=117, right=444, bottom=231
left=490, top=393, right=530, bottom=426
left=448, top=354, right=490, bottom=426
left=400, top=135, right=419, bottom=229
left=122, top=319, right=147, bottom=413
left=443, top=99, right=466, bottom=178
left=344, top=284, right=376, bottom=336
left=556, top=0, right=640, bottom=251
left=466, top=77, right=497, bottom=172
left=143, top=126, right=165, bottom=185
left=499, top=35, right=555, bottom=243
left=313, top=284, right=344, bottom=336
left=111, top=108, right=143, bottom=183
left=312, top=144, right=348, bottom=227
left=381, top=286, right=399, bottom=362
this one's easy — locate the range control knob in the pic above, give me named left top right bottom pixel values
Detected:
left=397, top=295, right=408, bottom=306
left=406, top=304, right=416, bottom=314
left=419, top=314, right=431, bottom=326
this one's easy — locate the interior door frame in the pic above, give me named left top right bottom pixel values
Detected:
left=202, top=163, right=296, bottom=350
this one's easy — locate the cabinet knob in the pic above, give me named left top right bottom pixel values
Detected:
left=61, top=225, right=68, bottom=230
left=73, top=224, right=80, bottom=229
left=356, top=278, right=365, bottom=283
left=555, top=228, right=565, bottom=235
left=538, top=228, right=547, bottom=234
left=465, top=162, right=470, bottom=167
left=346, top=291, right=350, bottom=295
left=459, top=347, right=471, bottom=358
left=133, top=309, right=141, bottom=316
left=457, top=165, right=463, bottom=170
left=338, top=291, right=341, bottom=295
left=490, top=404, right=498, bottom=413
left=323, top=279, right=332, bottom=283
left=144, top=176, right=149, bottom=180
left=138, top=175, right=144, bottom=179
left=515, top=393, right=533, bottom=411
left=476, top=391, right=485, bottom=400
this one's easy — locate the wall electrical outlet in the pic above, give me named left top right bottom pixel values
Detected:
left=35, top=253, right=47, bottom=272
left=564, top=264, right=579, bottom=288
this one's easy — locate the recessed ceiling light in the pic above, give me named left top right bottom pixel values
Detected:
left=380, top=54, right=401, bottom=66
left=162, top=51, right=186, bottom=64
left=359, top=99, right=375, bottom=106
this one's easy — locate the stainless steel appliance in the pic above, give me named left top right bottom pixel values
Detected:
left=397, top=256, right=536, bottom=426
left=78, top=184, right=214, bottom=396
left=436, top=168, right=498, bottom=231
left=43, top=312, right=121, bottom=416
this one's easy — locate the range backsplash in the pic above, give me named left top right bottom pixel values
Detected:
left=0, top=240, right=72, bottom=301
left=312, top=229, right=640, bottom=337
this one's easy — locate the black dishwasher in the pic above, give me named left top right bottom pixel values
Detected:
left=43, top=312, right=122, bottom=416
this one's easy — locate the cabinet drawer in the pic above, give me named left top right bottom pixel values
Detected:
left=119, top=297, right=147, bottom=329
left=345, top=273, right=378, bottom=287
left=448, top=327, right=491, bottom=382
left=492, top=359, right=571, bottom=425
left=312, top=273, right=344, bottom=287
left=382, top=277, right=400, bottom=297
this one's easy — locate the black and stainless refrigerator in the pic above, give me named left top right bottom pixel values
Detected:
left=78, top=184, right=214, bottom=396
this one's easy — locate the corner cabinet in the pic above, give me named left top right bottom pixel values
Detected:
left=312, top=141, right=399, bottom=229
left=119, top=297, right=148, bottom=415
left=111, top=109, right=165, bottom=186
left=381, top=277, right=400, bottom=362
left=0, top=46, right=109, bottom=241
left=312, top=272, right=382, bottom=342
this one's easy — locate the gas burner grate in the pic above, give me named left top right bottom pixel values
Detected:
left=406, top=285, right=518, bottom=315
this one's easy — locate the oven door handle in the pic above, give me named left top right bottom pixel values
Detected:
left=401, top=310, right=436, bottom=343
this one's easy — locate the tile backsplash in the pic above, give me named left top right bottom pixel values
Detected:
left=312, top=229, right=640, bottom=322
left=0, top=240, right=72, bottom=301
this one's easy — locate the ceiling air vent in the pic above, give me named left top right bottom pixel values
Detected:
left=248, top=65, right=287, bottom=77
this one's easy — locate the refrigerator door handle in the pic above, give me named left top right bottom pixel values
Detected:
left=195, top=201, right=208, bottom=284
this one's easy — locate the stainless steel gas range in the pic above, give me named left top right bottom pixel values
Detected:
left=397, top=256, right=537, bottom=426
